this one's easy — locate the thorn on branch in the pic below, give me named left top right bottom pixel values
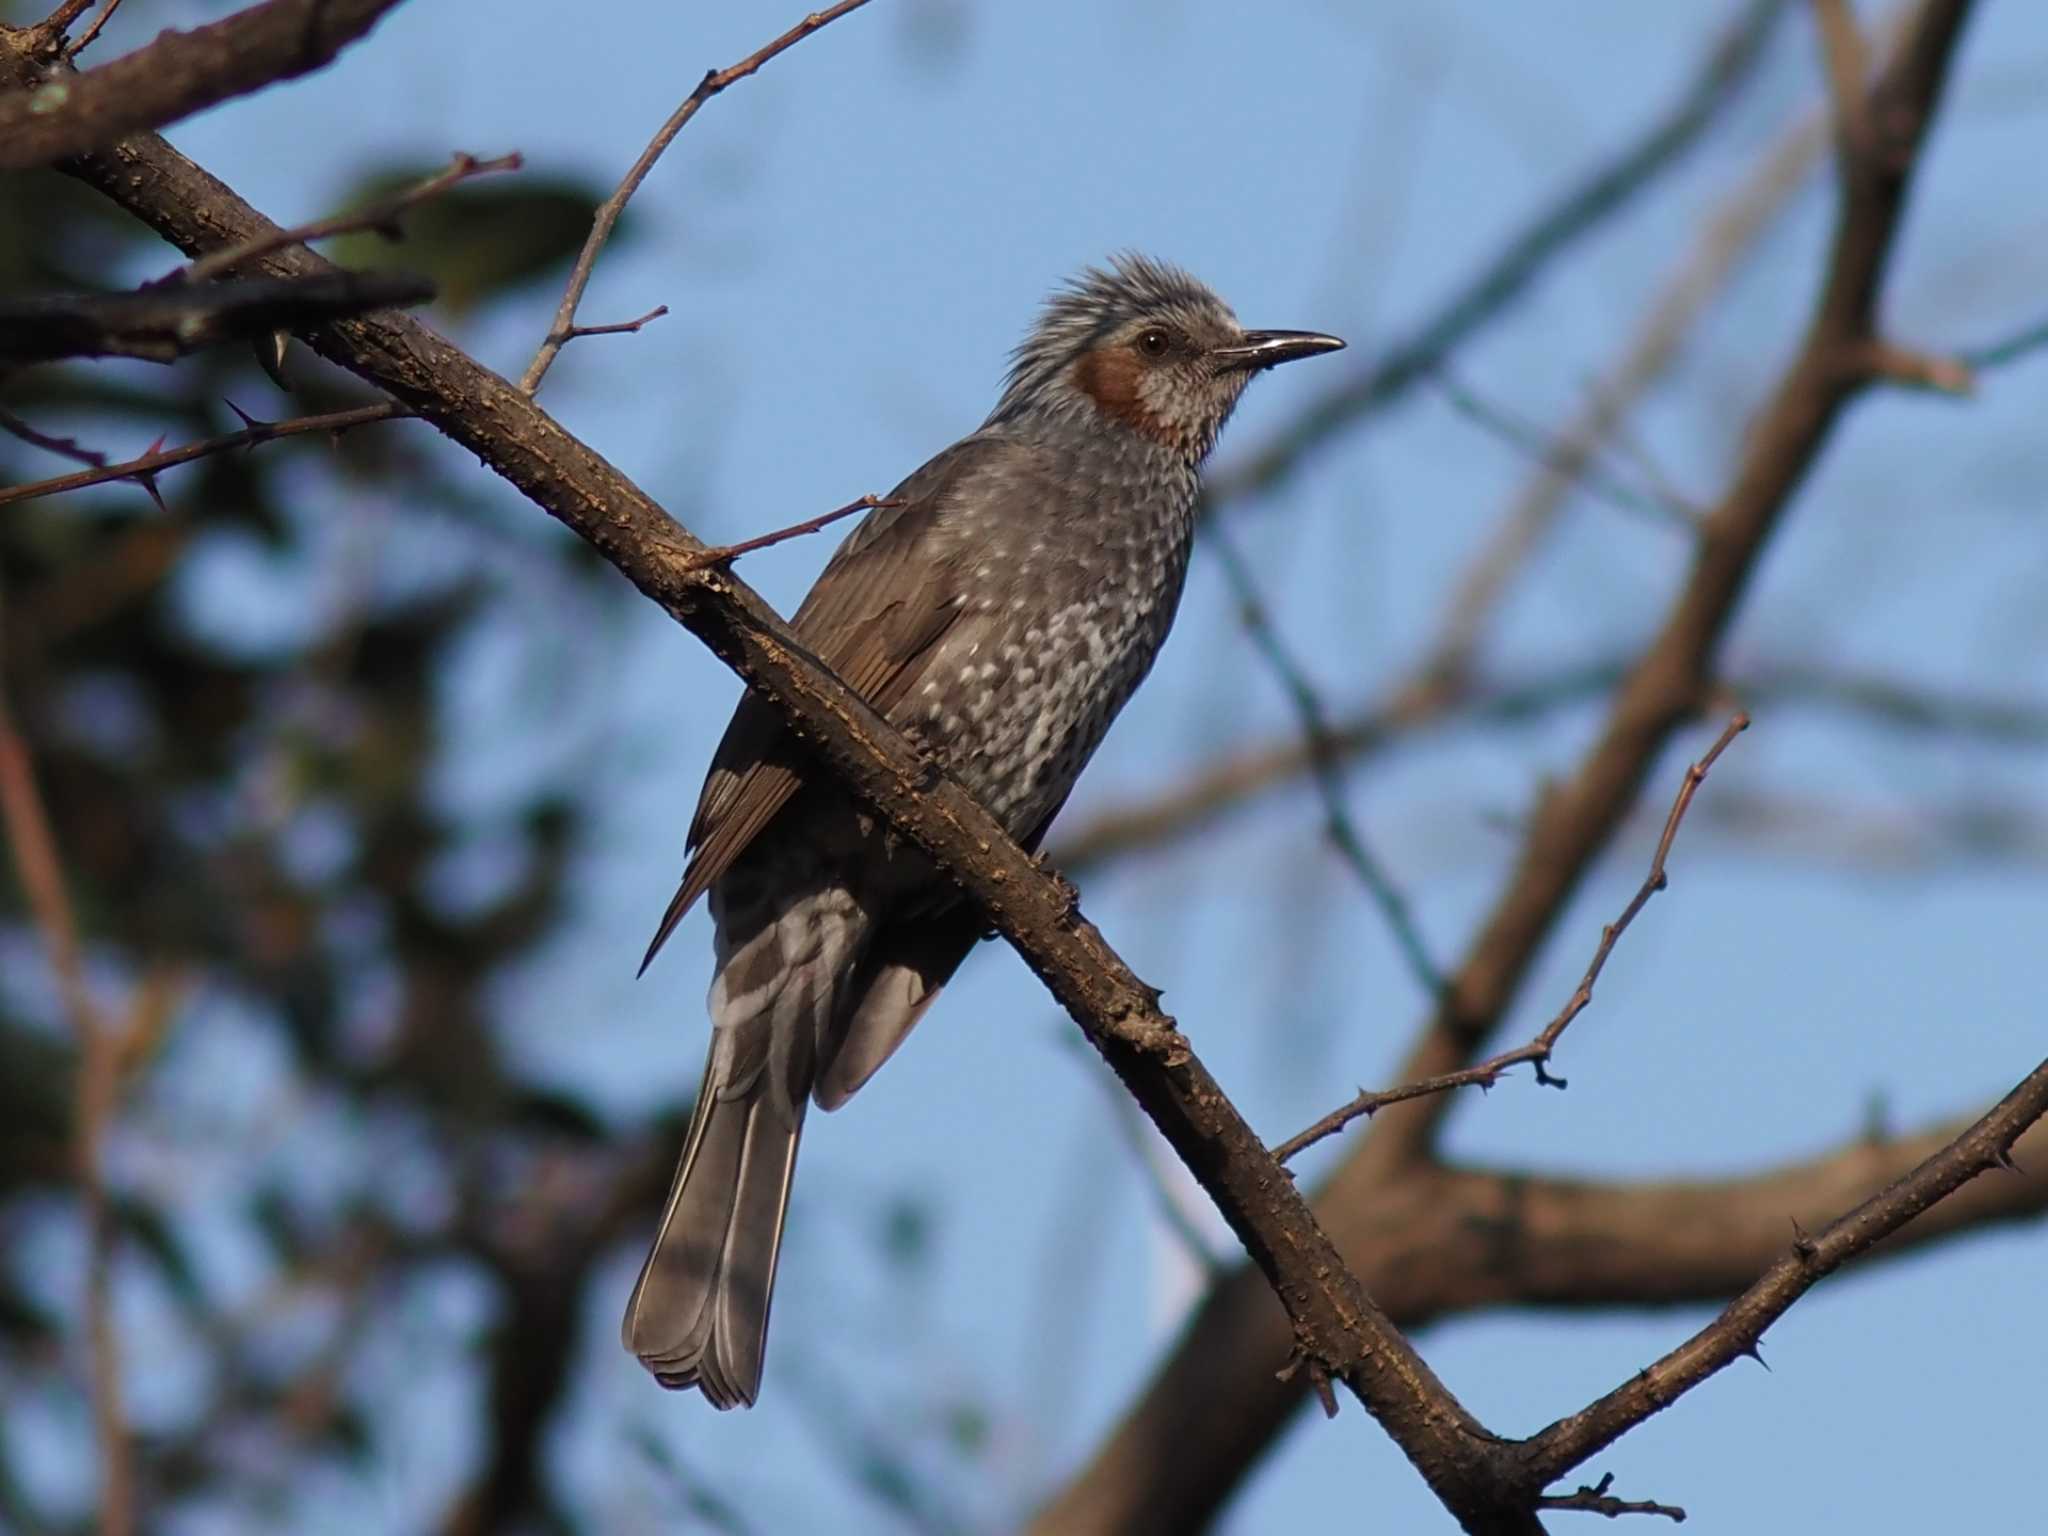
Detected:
left=0, top=403, right=404, bottom=511
left=1789, top=1217, right=1818, bottom=1260
left=1308, top=1358, right=1340, bottom=1420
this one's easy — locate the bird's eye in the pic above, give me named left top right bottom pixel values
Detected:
left=1135, top=327, right=1172, bottom=359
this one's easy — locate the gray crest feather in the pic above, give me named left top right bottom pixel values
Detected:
left=987, top=252, right=1237, bottom=426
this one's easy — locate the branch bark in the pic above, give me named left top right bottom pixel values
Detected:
left=0, top=0, right=410, bottom=171
left=0, top=273, right=432, bottom=364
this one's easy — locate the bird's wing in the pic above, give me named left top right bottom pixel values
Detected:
left=640, top=434, right=1023, bottom=973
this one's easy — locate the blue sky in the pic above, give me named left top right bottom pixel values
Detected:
left=26, top=0, right=2048, bottom=1530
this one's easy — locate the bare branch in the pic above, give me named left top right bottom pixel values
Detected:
left=0, top=402, right=403, bottom=509
left=1032, top=1087, right=2048, bottom=1536
left=177, top=150, right=521, bottom=285
left=14, top=72, right=1559, bottom=1529
left=561, top=303, right=669, bottom=343
left=1537, top=1475, right=1686, bottom=1524
left=0, top=272, right=434, bottom=365
left=1272, top=714, right=1747, bottom=1164
left=686, top=494, right=898, bottom=569
left=1962, top=313, right=2048, bottom=372
left=34, top=0, right=94, bottom=35
left=64, top=0, right=122, bottom=59
left=0, top=404, right=107, bottom=467
left=1520, top=1054, right=2048, bottom=1487
left=0, top=0, right=411, bottom=171
left=520, top=0, right=877, bottom=394
left=1849, top=336, right=1974, bottom=392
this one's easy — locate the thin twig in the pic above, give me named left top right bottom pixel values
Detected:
left=1432, top=368, right=1702, bottom=526
left=1536, top=1474, right=1686, bottom=1524
left=519, top=0, right=878, bottom=394
left=1272, top=712, right=1748, bottom=1164
left=1209, top=523, right=1448, bottom=1002
left=1962, top=313, right=2048, bottom=372
left=66, top=0, right=123, bottom=58
left=177, top=151, right=521, bottom=285
left=0, top=402, right=402, bottom=509
left=684, top=493, right=894, bottom=570
left=562, top=303, right=669, bottom=342
left=0, top=686, right=130, bottom=1536
left=0, top=404, right=107, bottom=468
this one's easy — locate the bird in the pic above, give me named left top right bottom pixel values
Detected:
left=624, top=254, right=1344, bottom=1407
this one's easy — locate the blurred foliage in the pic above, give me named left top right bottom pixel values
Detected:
left=325, top=165, right=637, bottom=317
left=0, top=154, right=634, bottom=1530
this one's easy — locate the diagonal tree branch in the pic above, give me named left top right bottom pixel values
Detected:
left=0, top=47, right=1553, bottom=1530
left=0, top=0, right=411, bottom=171
left=1514, top=1055, right=2048, bottom=1489
left=2, top=2, right=2000, bottom=1529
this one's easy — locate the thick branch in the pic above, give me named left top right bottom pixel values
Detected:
left=0, top=273, right=432, bottom=365
left=1515, top=1056, right=2048, bottom=1488
left=1030, top=1087, right=2048, bottom=1535
left=0, top=0, right=410, bottom=171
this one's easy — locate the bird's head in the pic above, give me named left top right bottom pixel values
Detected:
left=989, top=253, right=1344, bottom=462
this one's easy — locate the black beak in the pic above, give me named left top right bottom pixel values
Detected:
left=1210, top=329, right=1346, bottom=373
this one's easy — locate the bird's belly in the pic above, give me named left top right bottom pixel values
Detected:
left=913, top=591, right=1172, bottom=837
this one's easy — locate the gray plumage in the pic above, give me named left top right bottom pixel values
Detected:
left=625, top=254, right=1343, bottom=1407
